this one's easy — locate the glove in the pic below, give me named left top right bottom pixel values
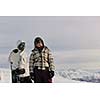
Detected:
left=49, top=71, right=54, bottom=78
left=16, top=68, right=25, bottom=75
left=10, top=62, right=13, bottom=64
left=30, top=72, right=34, bottom=80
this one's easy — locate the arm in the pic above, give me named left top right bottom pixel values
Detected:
left=8, top=49, right=19, bottom=64
left=48, top=49, right=55, bottom=78
left=29, top=53, right=35, bottom=80
left=48, top=49, right=55, bottom=71
left=8, top=51, right=14, bottom=64
left=29, top=53, right=34, bottom=73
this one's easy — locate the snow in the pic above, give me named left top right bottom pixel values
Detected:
left=0, top=68, right=11, bottom=83
left=54, top=67, right=100, bottom=83
left=54, top=73, right=81, bottom=83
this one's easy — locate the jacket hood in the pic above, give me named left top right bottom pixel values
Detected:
left=34, top=37, right=44, bottom=48
left=17, top=40, right=25, bottom=47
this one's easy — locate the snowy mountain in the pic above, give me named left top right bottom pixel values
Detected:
left=54, top=67, right=100, bottom=83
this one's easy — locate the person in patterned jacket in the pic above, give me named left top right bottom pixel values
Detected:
left=29, top=37, right=55, bottom=83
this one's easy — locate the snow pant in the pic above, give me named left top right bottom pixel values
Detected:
left=34, top=68, right=52, bottom=83
left=20, top=76, right=32, bottom=83
left=12, top=70, right=19, bottom=83
left=12, top=70, right=32, bottom=83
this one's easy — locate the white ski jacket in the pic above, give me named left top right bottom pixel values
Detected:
left=9, top=49, right=29, bottom=77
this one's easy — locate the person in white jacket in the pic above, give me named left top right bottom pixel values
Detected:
left=9, top=40, right=32, bottom=83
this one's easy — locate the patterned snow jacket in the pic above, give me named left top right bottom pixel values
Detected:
left=29, top=46, right=55, bottom=73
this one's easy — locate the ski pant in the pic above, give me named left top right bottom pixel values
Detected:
left=12, top=70, right=19, bottom=83
left=12, top=70, right=32, bottom=83
left=34, top=68, right=52, bottom=83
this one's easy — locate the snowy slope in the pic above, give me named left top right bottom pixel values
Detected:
left=54, top=72, right=81, bottom=83
left=0, top=68, right=11, bottom=83
left=54, top=67, right=100, bottom=83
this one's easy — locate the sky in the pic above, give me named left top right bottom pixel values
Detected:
left=0, top=16, right=100, bottom=51
left=1, top=16, right=100, bottom=68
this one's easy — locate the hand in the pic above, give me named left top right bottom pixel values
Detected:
left=16, top=68, right=25, bottom=75
left=10, top=62, right=13, bottom=64
left=49, top=71, right=54, bottom=78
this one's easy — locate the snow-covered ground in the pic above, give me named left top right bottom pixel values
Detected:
left=0, top=68, right=11, bottom=83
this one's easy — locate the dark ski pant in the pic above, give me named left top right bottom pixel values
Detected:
left=34, top=68, right=52, bottom=83
left=20, top=76, right=32, bottom=83
left=12, top=70, right=32, bottom=83
left=12, top=70, right=19, bottom=83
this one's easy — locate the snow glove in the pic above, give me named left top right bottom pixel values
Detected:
left=15, top=68, right=25, bottom=75
left=30, top=72, right=34, bottom=80
left=49, top=70, right=54, bottom=78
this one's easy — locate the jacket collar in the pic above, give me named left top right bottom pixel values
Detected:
left=32, top=46, right=46, bottom=52
left=19, top=49, right=25, bottom=55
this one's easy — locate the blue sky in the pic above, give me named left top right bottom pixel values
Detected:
left=0, top=16, right=100, bottom=51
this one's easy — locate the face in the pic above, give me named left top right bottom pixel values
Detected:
left=17, top=42, right=25, bottom=51
left=36, top=42, right=43, bottom=48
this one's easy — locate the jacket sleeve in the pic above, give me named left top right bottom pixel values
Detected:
left=29, top=53, right=34, bottom=73
left=48, top=49, right=55, bottom=71
left=8, top=51, right=14, bottom=64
